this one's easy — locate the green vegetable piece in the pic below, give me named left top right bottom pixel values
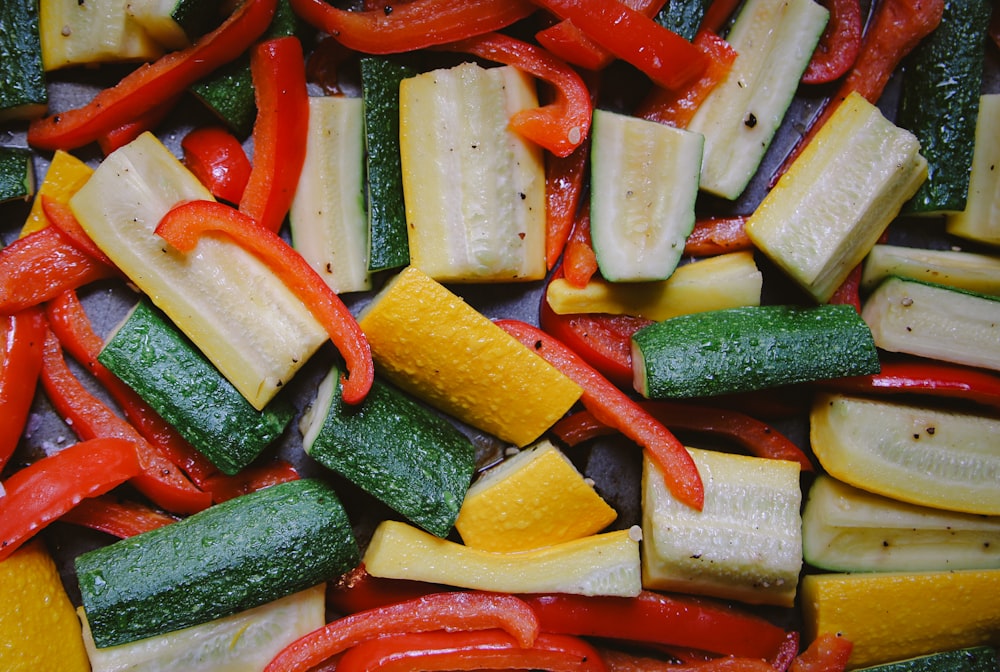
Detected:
left=854, top=647, right=1000, bottom=672
left=655, top=0, right=710, bottom=42
left=0, top=0, right=47, bottom=122
left=0, top=147, right=34, bottom=204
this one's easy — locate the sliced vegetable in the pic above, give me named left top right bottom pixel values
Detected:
left=810, top=392, right=1000, bottom=516
left=535, top=0, right=664, bottom=71
left=802, top=474, right=1000, bottom=572
left=326, top=564, right=440, bottom=615
left=495, top=319, right=704, bottom=511
left=0, top=0, right=47, bottom=122
left=76, top=478, right=358, bottom=648
left=631, top=304, right=880, bottom=399
left=657, top=0, right=710, bottom=42
left=562, top=204, right=600, bottom=287
left=0, top=437, right=141, bottom=562
left=59, top=495, right=179, bottom=538
left=947, top=93, right=1000, bottom=245
left=745, top=91, right=927, bottom=303
left=125, top=0, right=228, bottom=50
left=20, top=149, right=93, bottom=237
left=682, top=216, right=752, bottom=257
left=544, top=127, right=591, bottom=270
left=181, top=125, right=252, bottom=204
left=800, top=0, right=861, bottom=84
left=300, top=364, right=475, bottom=538
left=642, top=449, right=803, bottom=607
left=852, top=647, right=1000, bottom=672
left=860, top=244, right=1000, bottom=297
left=39, top=0, right=163, bottom=71
left=0, top=147, right=35, bottom=203
left=363, top=519, right=642, bottom=597
left=0, top=308, right=45, bottom=471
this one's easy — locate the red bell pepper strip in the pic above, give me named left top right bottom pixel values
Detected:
left=288, top=0, right=536, bottom=54
left=495, top=319, right=704, bottom=510
left=39, top=329, right=213, bottom=514
left=264, top=591, right=540, bottom=672
left=0, top=437, right=141, bottom=562
left=789, top=633, right=853, bottom=672
left=59, top=494, right=179, bottom=538
left=182, top=125, right=253, bottom=204
left=0, top=307, right=46, bottom=471
left=770, top=0, right=944, bottom=185
left=635, top=29, right=737, bottom=129
left=545, top=140, right=591, bottom=269
left=155, top=199, right=374, bottom=405
left=528, top=0, right=710, bottom=91
left=699, top=0, right=743, bottom=33
left=326, top=564, right=442, bottom=615
left=524, top=591, right=791, bottom=662
left=40, top=195, right=116, bottom=268
left=562, top=205, right=600, bottom=288
left=800, top=0, right=862, bottom=85
left=0, top=225, right=116, bottom=313
left=26, top=0, right=278, bottom=151
left=535, top=0, right=667, bottom=72
left=333, top=630, right=606, bottom=672
left=201, top=458, right=300, bottom=502
left=437, top=32, right=593, bottom=158
left=825, top=263, right=862, bottom=313
left=681, top=216, right=752, bottom=257
left=821, top=359, right=1000, bottom=412
left=539, top=284, right=652, bottom=389
left=97, top=94, right=181, bottom=156
left=238, top=37, right=310, bottom=233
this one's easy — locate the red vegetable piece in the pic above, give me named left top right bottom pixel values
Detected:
left=182, top=126, right=252, bottom=204
left=561, top=205, right=600, bottom=288
left=599, top=649, right=777, bottom=672
left=98, top=94, right=181, bottom=156
left=40, top=195, right=116, bottom=268
left=700, top=0, right=743, bottom=33
left=264, top=591, right=540, bottom=672
left=789, top=633, right=853, bottom=672
left=59, top=494, right=179, bottom=538
left=306, top=36, right=356, bottom=95
left=326, top=564, right=441, bottom=615
left=0, top=437, right=141, bottom=561
left=333, top=630, right=605, bottom=672
left=437, top=32, right=593, bottom=158
left=0, top=307, right=46, bottom=470
left=155, top=199, right=374, bottom=405
left=239, top=37, right=310, bottom=233
left=201, top=459, right=300, bottom=503
left=826, top=263, right=862, bottom=313
left=287, top=0, right=536, bottom=54
left=545, top=140, right=591, bottom=269
left=681, top=216, right=753, bottom=257
left=800, top=0, right=862, bottom=84
left=494, top=319, right=704, bottom=510
left=529, top=0, right=710, bottom=91
left=27, top=0, right=278, bottom=151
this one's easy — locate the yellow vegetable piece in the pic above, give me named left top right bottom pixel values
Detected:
left=357, top=266, right=582, bottom=447
left=40, top=0, right=163, bottom=71
left=801, top=569, right=1000, bottom=669
left=21, top=149, right=94, bottom=237
left=0, top=540, right=90, bottom=672
left=947, top=94, right=1000, bottom=245
left=455, top=439, right=617, bottom=552
left=364, top=519, right=643, bottom=597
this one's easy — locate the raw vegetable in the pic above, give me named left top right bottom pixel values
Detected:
left=75, top=478, right=358, bottom=648
left=125, top=0, right=228, bottom=50
left=0, top=147, right=35, bottom=203
left=300, top=364, right=475, bottom=538
left=946, top=93, right=1000, bottom=245
left=0, top=0, right=47, bottom=122
left=39, top=0, right=163, bottom=71
left=180, top=125, right=252, bottom=204
left=535, top=0, right=664, bottom=71
left=641, top=449, right=803, bottom=607
left=20, top=149, right=93, bottom=236
left=0, top=308, right=45, bottom=470
left=810, top=392, right=1000, bottom=516
left=852, top=647, right=1000, bottom=672
left=59, top=495, right=179, bottom=538
left=363, top=519, right=643, bottom=597
left=657, top=0, right=711, bottom=42
left=799, top=0, right=861, bottom=84
left=802, top=474, right=1000, bottom=572
left=860, top=244, right=1000, bottom=297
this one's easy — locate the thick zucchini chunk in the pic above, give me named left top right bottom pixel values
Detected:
left=0, top=147, right=35, bottom=204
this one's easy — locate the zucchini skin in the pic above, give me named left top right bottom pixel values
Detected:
left=655, top=0, right=710, bottom=42
left=0, top=146, right=34, bottom=203
left=632, top=304, right=880, bottom=398
left=0, top=0, right=47, bottom=121
left=98, top=299, right=294, bottom=475
left=854, top=647, right=999, bottom=672
left=76, top=478, right=359, bottom=649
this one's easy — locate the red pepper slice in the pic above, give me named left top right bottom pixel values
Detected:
left=524, top=591, right=792, bottom=661
left=201, top=458, right=300, bottom=502
left=306, top=36, right=357, bottom=95
left=528, top=0, right=710, bottom=91
left=495, top=319, right=704, bottom=510
left=264, top=591, right=540, bottom=672
left=635, top=29, right=737, bottom=129
left=437, top=32, right=593, bottom=158
left=239, top=37, right=310, bottom=233
left=535, top=0, right=666, bottom=72
left=334, top=630, right=605, bottom=672
left=59, top=494, right=179, bottom=538
left=26, top=0, right=277, bottom=151
left=288, top=0, right=536, bottom=54
left=825, top=263, right=862, bottom=313
left=39, top=329, right=212, bottom=515
left=0, top=307, right=46, bottom=471
left=0, top=225, right=116, bottom=313
left=0, top=437, right=141, bottom=562
left=599, top=649, right=778, bottom=672
left=155, top=199, right=374, bottom=405
left=789, top=633, right=853, bottom=672
left=545, top=140, right=591, bottom=270
left=700, top=0, right=743, bottom=33
left=97, top=94, right=181, bottom=156
left=326, top=564, right=442, bottom=615
left=550, top=402, right=813, bottom=471
left=682, top=216, right=752, bottom=257
left=562, top=205, right=600, bottom=288
left=40, top=196, right=117, bottom=268
left=800, top=0, right=862, bottom=85
left=182, top=126, right=253, bottom=205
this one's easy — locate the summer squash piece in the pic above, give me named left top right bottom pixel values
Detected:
left=860, top=244, right=1000, bottom=297
left=75, top=478, right=359, bottom=649
left=300, top=365, right=475, bottom=538
left=0, top=0, right=47, bottom=122
left=631, top=304, right=880, bottom=399
left=98, top=298, right=295, bottom=476
left=39, top=0, right=162, bottom=70
left=126, top=0, right=229, bottom=50
left=947, top=93, right=1000, bottom=245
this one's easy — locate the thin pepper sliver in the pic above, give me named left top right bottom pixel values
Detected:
left=59, top=495, right=179, bottom=539
left=0, top=307, right=46, bottom=471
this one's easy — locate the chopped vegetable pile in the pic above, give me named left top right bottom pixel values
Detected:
left=2, top=0, right=1000, bottom=670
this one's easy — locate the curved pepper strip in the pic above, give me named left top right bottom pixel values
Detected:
left=682, top=216, right=753, bottom=257
left=800, top=0, right=862, bottom=84
left=97, top=94, right=182, bottom=156
left=264, top=591, right=540, bottom=672
left=26, top=0, right=278, bottom=151
left=550, top=401, right=813, bottom=471
left=0, top=308, right=46, bottom=471
left=155, top=199, right=374, bottom=405
left=39, top=329, right=213, bottom=515
left=700, top=0, right=743, bottom=33
left=495, top=319, right=704, bottom=510
left=288, top=0, right=536, bottom=54
left=59, top=495, right=179, bottom=538
left=182, top=125, right=253, bottom=204
left=528, top=0, right=709, bottom=91
left=545, top=139, right=591, bottom=269
left=438, top=32, right=593, bottom=158
left=333, top=630, right=606, bottom=672
left=562, top=205, right=599, bottom=288
left=0, top=437, right=141, bottom=562
left=201, top=458, right=299, bottom=503
left=326, top=564, right=442, bottom=615
left=789, top=633, right=853, bottom=672
left=239, top=37, right=310, bottom=233
left=524, top=591, right=792, bottom=662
